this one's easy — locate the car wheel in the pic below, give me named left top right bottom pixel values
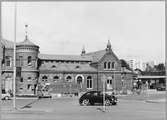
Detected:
left=82, top=99, right=89, bottom=106
left=105, top=99, right=111, bottom=106
left=112, top=102, right=117, bottom=105
left=4, top=96, right=9, bottom=100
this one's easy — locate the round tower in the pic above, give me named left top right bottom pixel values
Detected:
left=16, top=25, right=39, bottom=95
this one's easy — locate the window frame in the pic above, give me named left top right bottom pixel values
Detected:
left=87, top=76, right=93, bottom=89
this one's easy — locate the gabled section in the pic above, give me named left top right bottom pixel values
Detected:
left=84, top=40, right=120, bottom=63
left=1, top=38, right=13, bottom=49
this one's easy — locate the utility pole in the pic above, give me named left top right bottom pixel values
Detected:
left=102, top=75, right=106, bottom=112
left=13, top=2, right=17, bottom=109
left=114, top=70, right=116, bottom=93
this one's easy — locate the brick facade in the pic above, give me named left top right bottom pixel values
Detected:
left=1, top=38, right=135, bottom=95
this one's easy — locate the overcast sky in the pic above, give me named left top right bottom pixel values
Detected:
left=2, top=1, right=165, bottom=63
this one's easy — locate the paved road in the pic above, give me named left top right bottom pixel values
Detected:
left=1, top=97, right=165, bottom=120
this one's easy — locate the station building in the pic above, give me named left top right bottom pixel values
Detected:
left=0, top=34, right=135, bottom=96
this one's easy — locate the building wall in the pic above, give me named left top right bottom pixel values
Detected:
left=15, top=46, right=39, bottom=95
left=1, top=40, right=135, bottom=95
left=39, top=72, right=98, bottom=94
left=17, top=71, right=38, bottom=95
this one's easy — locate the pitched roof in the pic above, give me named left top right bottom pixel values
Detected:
left=39, top=63, right=97, bottom=73
left=1, top=38, right=38, bottom=48
left=1, top=38, right=14, bottom=49
left=85, top=49, right=120, bottom=63
left=84, top=50, right=106, bottom=63
left=38, top=53, right=92, bottom=61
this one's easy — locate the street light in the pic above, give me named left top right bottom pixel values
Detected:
left=121, top=79, right=124, bottom=93
left=102, top=75, right=106, bottom=112
left=13, top=2, right=17, bottom=109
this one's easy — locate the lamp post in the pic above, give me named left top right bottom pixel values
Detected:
left=121, top=79, right=124, bottom=93
left=102, top=75, right=106, bottom=112
left=13, top=2, right=17, bottom=109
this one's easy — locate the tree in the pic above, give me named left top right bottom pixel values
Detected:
left=154, top=63, right=165, bottom=71
left=145, top=63, right=154, bottom=72
left=120, top=59, right=132, bottom=70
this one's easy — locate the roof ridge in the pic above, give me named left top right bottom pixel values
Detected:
left=85, top=49, right=105, bottom=55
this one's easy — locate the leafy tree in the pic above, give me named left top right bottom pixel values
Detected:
left=145, top=63, right=154, bottom=72
left=120, top=59, right=132, bottom=70
left=154, top=63, right=165, bottom=71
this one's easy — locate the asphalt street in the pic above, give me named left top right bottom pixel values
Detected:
left=1, top=97, right=165, bottom=120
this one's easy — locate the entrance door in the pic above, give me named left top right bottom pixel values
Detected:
left=107, top=77, right=113, bottom=90
left=5, top=77, right=13, bottom=92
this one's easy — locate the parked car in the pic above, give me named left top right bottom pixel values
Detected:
left=38, top=91, right=52, bottom=98
left=1, top=90, right=11, bottom=100
left=79, top=91, right=117, bottom=106
left=156, top=84, right=166, bottom=91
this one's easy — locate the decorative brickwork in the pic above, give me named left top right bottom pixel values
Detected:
left=1, top=38, right=135, bottom=95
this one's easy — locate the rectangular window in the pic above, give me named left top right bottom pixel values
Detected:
left=28, top=56, right=32, bottom=65
left=27, top=84, right=31, bottom=90
left=20, top=77, right=23, bottom=82
left=19, top=56, right=23, bottom=66
left=5, top=56, right=11, bottom=67
left=90, top=80, right=92, bottom=88
left=87, top=79, right=93, bottom=89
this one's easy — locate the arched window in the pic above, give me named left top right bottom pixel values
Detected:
left=108, top=62, right=111, bottom=69
left=77, top=76, right=83, bottom=84
left=76, top=65, right=80, bottom=69
left=53, top=76, right=59, bottom=82
left=52, top=65, right=56, bottom=68
left=87, top=76, right=93, bottom=89
left=28, top=56, right=32, bottom=65
left=112, top=62, right=115, bottom=69
left=107, top=79, right=112, bottom=85
left=66, top=76, right=72, bottom=82
left=53, top=76, right=59, bottom=79
left=104, top=62, right=107, bottom=69
left=42, top=75, right=48, bottom=82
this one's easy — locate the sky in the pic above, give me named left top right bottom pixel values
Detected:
left=1, top=1, right=165, bottom=63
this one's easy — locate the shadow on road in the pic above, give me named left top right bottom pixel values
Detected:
left=20, top=99, right=40, bottom=109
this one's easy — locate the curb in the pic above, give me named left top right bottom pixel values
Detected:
left=145, top=99, right=165, bottom=103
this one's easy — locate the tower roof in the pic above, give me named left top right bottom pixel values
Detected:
left=17, top=25, right=38, bottom=47
left=81, top=45, right=86, bottom=55
left=107, top=40, right=111, bottom=49
left=17, top=38, right=37, bottom=46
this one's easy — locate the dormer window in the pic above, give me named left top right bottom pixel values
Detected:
left=76, top=65, right=80, bottom=69
left=52, top=65, right=56, bottom=68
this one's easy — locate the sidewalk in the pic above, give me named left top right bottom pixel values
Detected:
left=145, top=98, right=166, bottom=103
left=1, top=98, right=40, bottom=113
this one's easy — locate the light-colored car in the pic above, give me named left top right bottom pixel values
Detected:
left=1, top=90, right=11, bottom=100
